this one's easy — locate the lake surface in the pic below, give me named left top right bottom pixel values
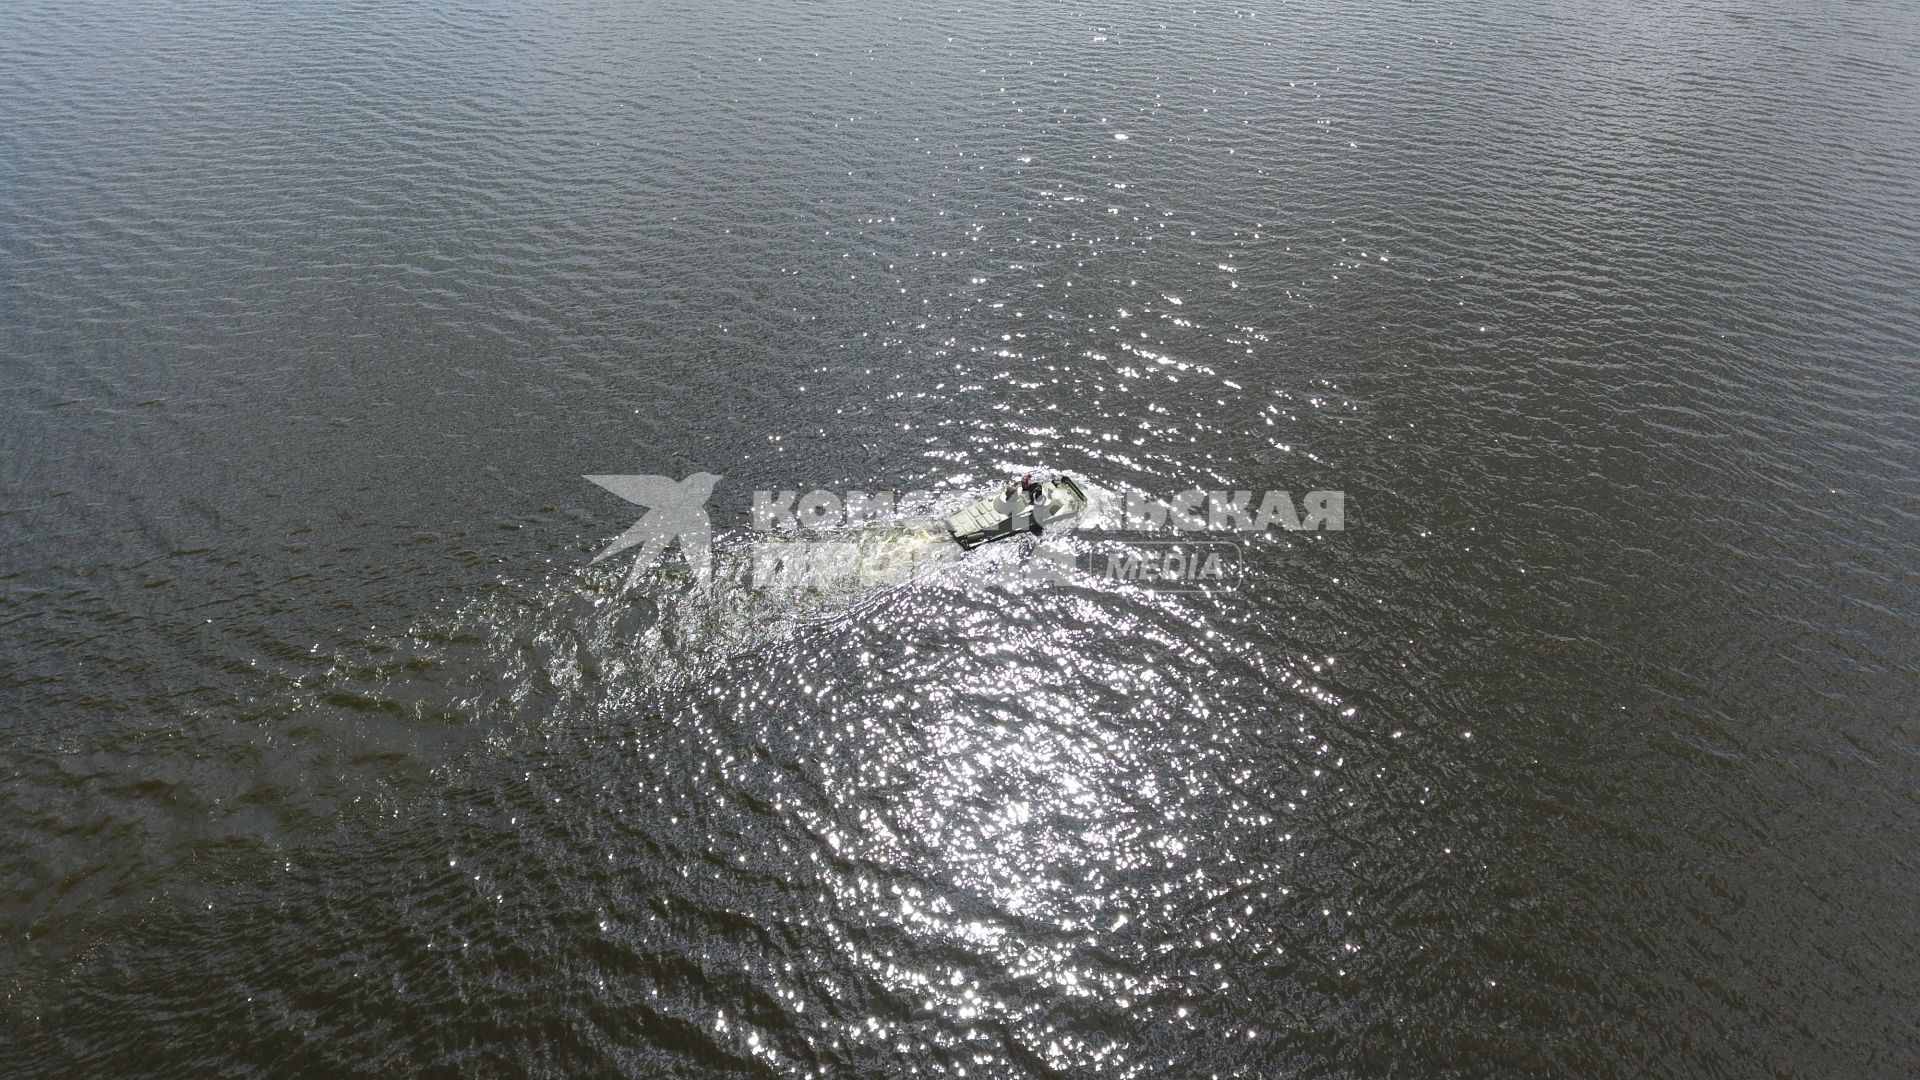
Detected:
left=4, top=0, right=1919, bottom=1075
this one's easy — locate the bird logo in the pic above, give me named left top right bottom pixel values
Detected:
left=584, top=472, right=722, bottom=589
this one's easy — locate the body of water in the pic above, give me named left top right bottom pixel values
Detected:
left=4, top=0, right=1919, bottom=1075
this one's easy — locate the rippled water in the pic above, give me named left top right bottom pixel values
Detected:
left=5, top=0, right=1919, bottom=1075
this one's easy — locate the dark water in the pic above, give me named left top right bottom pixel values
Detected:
left=5, top=0, right=1920, bottom=1075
